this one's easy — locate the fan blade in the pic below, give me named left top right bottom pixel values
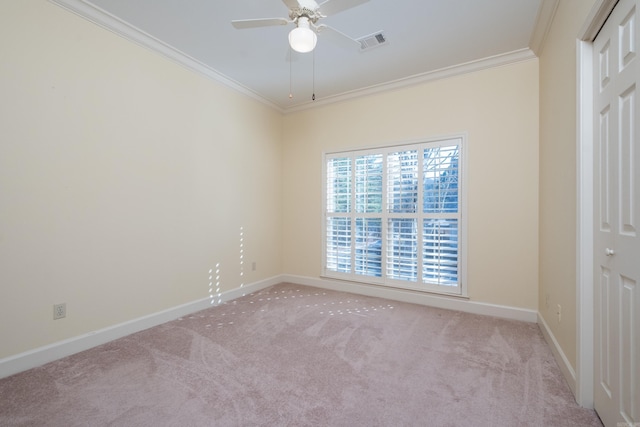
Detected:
left=317, top=0, right=369, bottom=16
left=316, top=24, right=362, bottom=50
left=282, top=0, right=300, bottom=9
left=232, top=18, right=289, bottom=29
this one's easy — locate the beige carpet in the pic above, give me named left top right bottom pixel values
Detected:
left=1, top=283, right=601, bottom=426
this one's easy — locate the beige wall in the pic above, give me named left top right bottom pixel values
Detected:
left=282, top=60, right=540, bottom=310
left=0, top=1, right=283, bottom=358
left=2, top=0, right=571, bottom=366
left=538, top=0, right=598, bottom=371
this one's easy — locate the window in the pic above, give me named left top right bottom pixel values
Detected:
left=323, top=137, right=465, bottom=295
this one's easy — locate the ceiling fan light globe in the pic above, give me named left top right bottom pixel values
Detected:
left=289, top=27, right=317, bottom=53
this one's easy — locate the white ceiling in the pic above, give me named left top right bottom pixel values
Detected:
left=55, top=0, right=544, bottom=112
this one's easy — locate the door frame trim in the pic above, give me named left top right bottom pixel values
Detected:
left=576, top=0, right=619, bottom=409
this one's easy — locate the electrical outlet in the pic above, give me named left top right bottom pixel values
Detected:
left=53, top=303, right=66, bottom=320
left=557, top=304, right=561, bottom=323
left=252, top=262, right=256, bottom=271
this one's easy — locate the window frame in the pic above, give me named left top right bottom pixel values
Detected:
left=322, top=136, right=467, bottom=297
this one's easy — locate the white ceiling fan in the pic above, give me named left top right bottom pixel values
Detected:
left=232, top=0, right=370, bottom=53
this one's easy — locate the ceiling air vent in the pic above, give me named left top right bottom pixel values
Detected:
left=357, top=31, right=387, bottom=51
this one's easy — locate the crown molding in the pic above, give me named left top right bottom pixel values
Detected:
left=283, top=48, right=537, bottom=114
left=529, top=0, right=560, bottom=56
left=48, top=0, right=284, bottom=113
left=579, top=0, right=619, bottom=41
left=49, top=0, right=538, bottom=115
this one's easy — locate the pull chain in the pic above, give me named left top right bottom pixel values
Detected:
left=289, top=46, right=293, bottom=99
left=312, top=48, right=316, bottom=101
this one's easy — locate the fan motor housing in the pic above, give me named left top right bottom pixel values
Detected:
left=289, top=7, right=321, bottom=24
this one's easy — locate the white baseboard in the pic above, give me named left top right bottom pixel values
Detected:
left=282, top=275, right=538, bottom=323
left=0, top=275, right=280, bottom=379
left=1, top=274, right=540, bottom=379
left=537, top=311, right=577, bottom=396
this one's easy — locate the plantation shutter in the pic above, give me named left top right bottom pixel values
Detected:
left=323, top=137, right=465, bottom=296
